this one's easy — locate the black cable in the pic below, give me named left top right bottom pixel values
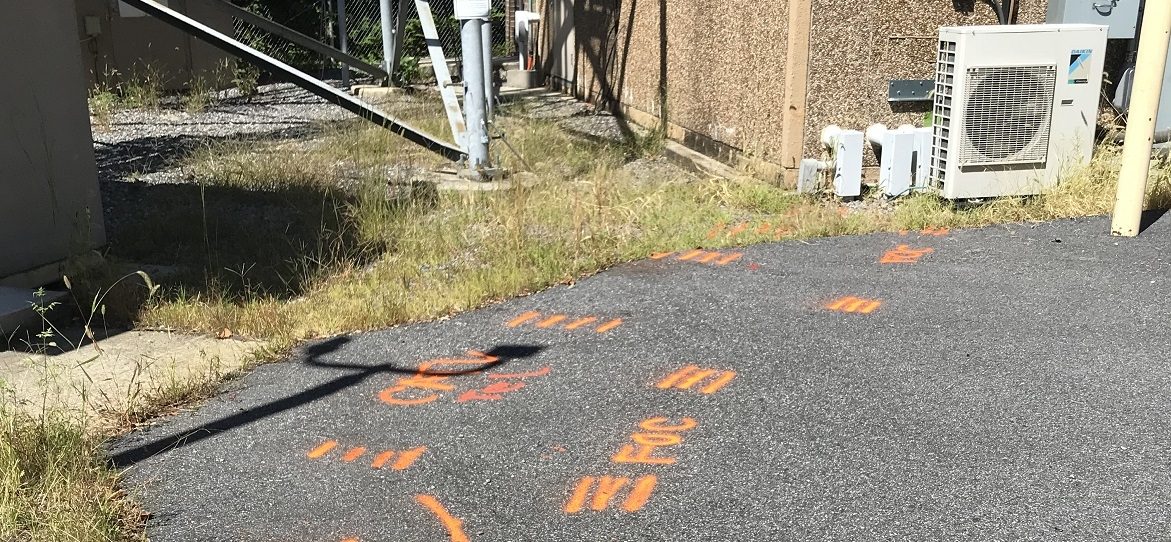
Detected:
left=982, top=0, right=1006, bottom=24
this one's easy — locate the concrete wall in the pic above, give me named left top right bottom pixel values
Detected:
left=546, top=0, right=1056, bottom=178
left=75, top=0, right=234, bottom=91
left=1, top=3, right=105, bottom=284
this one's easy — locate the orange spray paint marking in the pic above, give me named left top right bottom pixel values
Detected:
left=898, top=229, right=909, bottom=236
left=622, top=475, right=657, bottom=512
left=880, top=245, right=934, bottom=264
left=392, top=446, right=427, bottom=470
left=705, top=222, right=726, bottom=239
left=595, top=318, right=623, bottom=333
left=535, top=314, right=568, bottom=328
left=727, top=222, right=750, bottom=237
left=677, top=368, right=717, bottom=389
left=676, top=249, right=704, bottom=261
left=456, top=381, right=526, bottom=403
left=714, top=252, right=743, bottom=265
left=341, top=538, right=359, bottom=542
left=756, top=222, right=772, bottom=235
left=341, top=447, right=367, bottom=463
left=378, top=350, right=499, bottom=406
left=700, top=371, right=737, bottom=394
left=564, top=316, right=598, bottom=330
left=489, top=367, right=552, bottom=379
left=920, top=226, right=950, bottom=236
left=774, top=228, right=793, bottom=239
left=415, top=494, right=470, bottom=542
left=826, top=296, right=882, bottom=314
left=307, top=440, right=338, bottom=459
left=611, top=416, right=697, bottom=465
left=656, top=365, right=736, bottom=394
left=371, top=450, right=396, bottom=469
left=506, top=311, right=541, bottom=327
left=697, top=251, right=723, bottom=263
left=565, top=475, right=657, bottom=513
left=650, top=251, right=674, bottom=260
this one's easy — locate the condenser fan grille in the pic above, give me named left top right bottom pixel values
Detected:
left=958, top=65, right=1056, bottom=166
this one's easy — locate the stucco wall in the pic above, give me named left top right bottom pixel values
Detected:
left=75, top=0, right=234, bottom=91
left=1, top=3, right=105, bottom=282
left=560, top=0, right=790, bottom=161
left=552, top=0, right=1064, bottom=176
left=803, top=1, right=1048, bottom=165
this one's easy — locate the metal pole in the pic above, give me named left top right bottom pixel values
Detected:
left=1112, top=0, right=1171, bottom=237
left=337, top=0, right=350, bottom=87
left=460, top=18, right=490, bottom=168
left=482, top=17, right=494, bottom=119
left=380, top=0, right=396, bottom=84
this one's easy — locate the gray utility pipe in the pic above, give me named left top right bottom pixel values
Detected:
left=380, top=0, right=395, bottom=79
left=337, top=0, right=350, bottom=87
left=460, top=18, right=490, bottom=167
left=482, top=19, right=494, bottom=119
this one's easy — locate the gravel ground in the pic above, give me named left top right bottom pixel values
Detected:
left=92, top=82, right=350, bottom=186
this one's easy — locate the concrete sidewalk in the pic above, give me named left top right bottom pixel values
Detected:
left=110, top=215, right=1171, bottom=541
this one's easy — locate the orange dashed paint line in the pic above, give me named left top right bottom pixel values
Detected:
left=415, top=495, right=469, bottom=542
left=623, top=475, right=658, bottom=512
left=595, top=318, right=623, bottom=333
left=392, top=446, right=427, bottom=470
left=677, top=368, right=717, bottom=389
left=565, top=475, right=658, bottom=513
left=650, top=251, right=674, bottom=260
left=371, top=450, right=395, bottom=469
left=657, top=365, right=735, bottom=395
left=506, top=311, right=541, bottom=328
left=341, top=447, right=367, bottom=463
left=307, top=440, right=338, bottom=459
left=535, top=314, right=568, bottom=328
left=727, top=222, right=750, bottom=237
left=921, top=226, right=950, bottom=236
left=714, top=252, right=743, bottom=265
left=700, top=371, right=737, bottom=394
left=564, top=316, right=598, bottom=330
left=880, top=245, right=934, bottom=264
left=676, top=249, right=704, bottom=261
left=756, top=222, right=772, bottom=234
left=697, top=251, right=722, bottom=263
left=341, top=538, right=359, bottom=542
left=826, top=296, right=882, bottom=314
left=564, top=477, right=595, bottom=513
left=656, top=365, right=699, bottom=389
left=591, top=476, right=628, bottom=511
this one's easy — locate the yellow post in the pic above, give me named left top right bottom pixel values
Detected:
left=1112, top=2, right=1171, bottom=236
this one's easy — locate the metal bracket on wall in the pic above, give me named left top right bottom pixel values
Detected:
left=888, top=80, right=934, bottom=102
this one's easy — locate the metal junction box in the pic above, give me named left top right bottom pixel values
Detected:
left=1047, top=0, right=1140, bottom=39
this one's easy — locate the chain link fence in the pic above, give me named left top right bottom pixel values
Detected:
left=231, top=0, right=514, bottom=79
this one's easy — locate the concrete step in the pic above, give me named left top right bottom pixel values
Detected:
left=0, top=286, right=70, bottom=349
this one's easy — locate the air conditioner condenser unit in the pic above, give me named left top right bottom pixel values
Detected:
left=930, top=24, right=1106, bottom=199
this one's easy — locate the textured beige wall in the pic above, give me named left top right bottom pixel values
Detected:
left=1, top=2, right=105, bottom=281
left=803, top=1, right=1048, bottom=165
left=75, top=0, right=234, bottom=91
left=566, top=0, right=790, bottom=160
left=555, top=0, right=1059, bottom=175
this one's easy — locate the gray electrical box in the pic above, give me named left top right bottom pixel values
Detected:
left=1047, top=0, right=1140, bottom=39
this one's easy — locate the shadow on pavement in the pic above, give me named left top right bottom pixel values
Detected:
left=1139, top=208, right=1169, bottom=233
left=107, top=337, right=545, bottom=467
